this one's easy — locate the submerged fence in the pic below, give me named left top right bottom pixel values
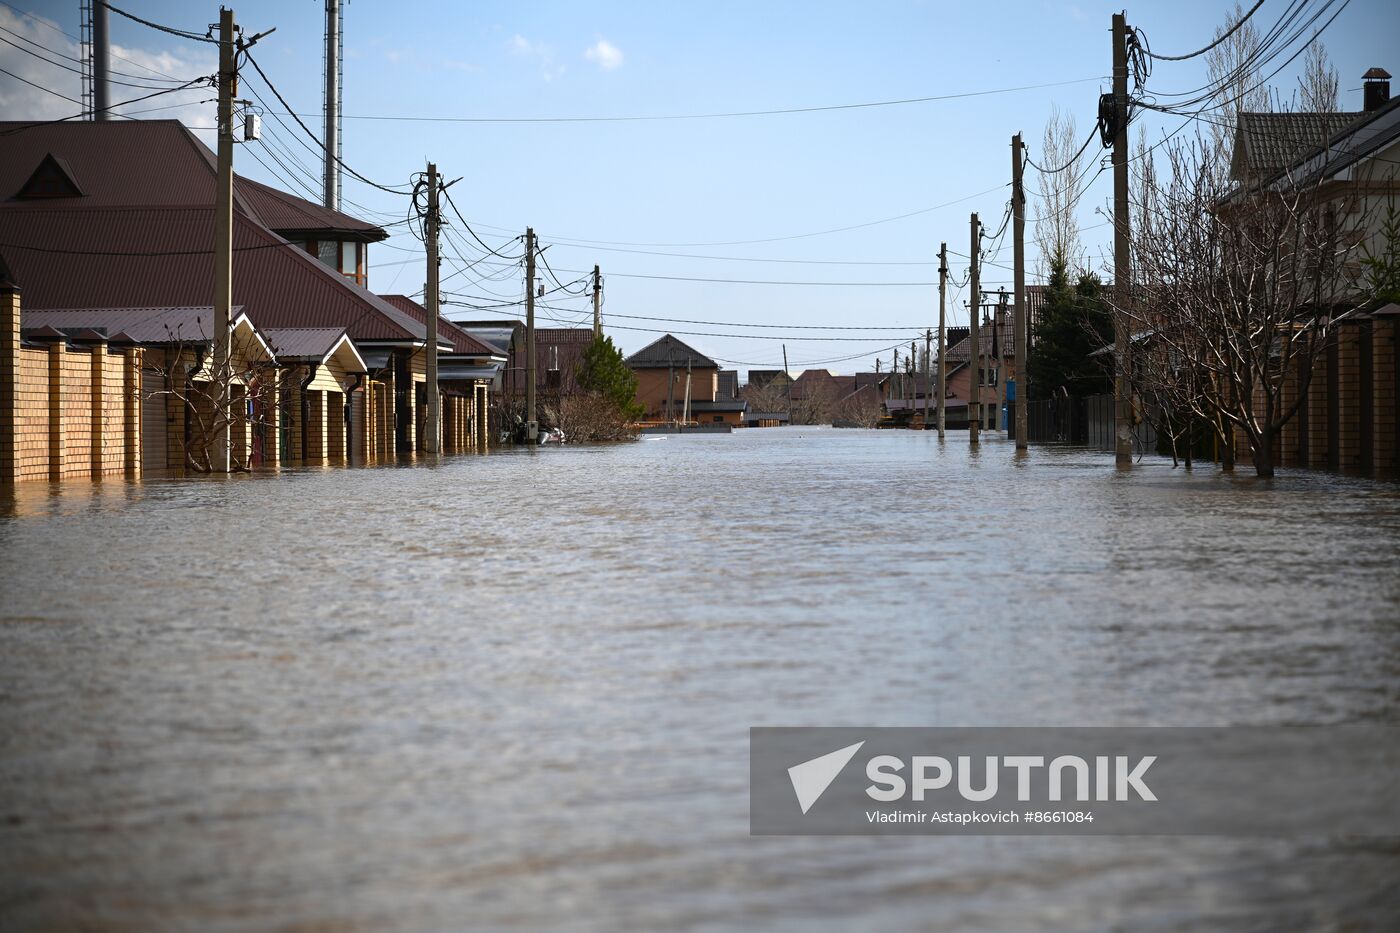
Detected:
left=1025, top=393, right=1157, bottom=455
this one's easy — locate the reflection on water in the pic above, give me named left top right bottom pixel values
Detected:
left=1, top=429, right=1398, bottom=930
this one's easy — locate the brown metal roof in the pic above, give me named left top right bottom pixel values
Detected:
left=0, top=121, right=417, bottom=343
left=261, top=327, right=346, bottom=361
left=237, top=176, right=387, bottom=242
left=379, top=294, right=501, bottom=356
left=22, top=305, right=240, bottom=344
left=1231, top=111, right=1363, bottom=179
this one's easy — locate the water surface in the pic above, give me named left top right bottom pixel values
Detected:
left=2, top=429, right=1398, bottom=930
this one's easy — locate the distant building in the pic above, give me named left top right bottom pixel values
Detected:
left=625, top=334, right=746, bottom=425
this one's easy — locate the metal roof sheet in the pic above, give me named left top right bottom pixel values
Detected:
left=22, top=305, right=244, bottom=344
left=624, top=333, right=716, bottom=368
left=0, top=121, right=417, bottom=343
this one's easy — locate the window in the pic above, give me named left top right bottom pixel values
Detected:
left=317, top=240, right=338, bottom=268
left=340, top=241, right=358, bottom=275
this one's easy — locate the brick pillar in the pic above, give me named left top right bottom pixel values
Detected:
left=124, top=349, right=140, bottom=477
left=0, top=278, right=19, bottom=484
left=90, top=340, right=106, bottom=476
left=1359, top=321, right=1374, bottom=475
left=47, top=340, right=64, bottom=481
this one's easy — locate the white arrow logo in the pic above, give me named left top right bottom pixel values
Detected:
left=788, top=741, right=865, bottom=814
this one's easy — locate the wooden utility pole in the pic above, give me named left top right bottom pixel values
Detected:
left=211, top=6, right=236, bottom=473
left=423, top=162, right=441, bottom=453
left=524, top=227, right=537, bottom=442
left=1111, top=12, right=1133, bottom=466
left=1012, top=132, right=1028, bottom=449
left=937, top=242, right=947, bottom=438
left=592, top=264, right=602, bottom=337
left=968, top=213, right=980, bottom=445
left=782, top=344, right=790, bottom=379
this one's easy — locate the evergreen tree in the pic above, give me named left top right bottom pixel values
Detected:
left=1026, top=258, right=1114, bottom=400
left=578, top=334, right=644, bottom=419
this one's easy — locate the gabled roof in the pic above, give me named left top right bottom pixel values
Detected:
left=624, top=333, right=716, bottom=368
left=0, top=121, right=416, bottom=343
left=379, top=294, right=502, bottom=356
left=1231, top=111, right=1363, bottom=180
left=262, top=327, right=363, bottom=373
left=236, top=176, right=387, bottom=242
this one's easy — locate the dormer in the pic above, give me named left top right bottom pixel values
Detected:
left=14, top=153, right=84, bottom=200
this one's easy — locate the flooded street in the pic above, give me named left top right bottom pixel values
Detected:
left=2, top=429, right=1399, bottom=930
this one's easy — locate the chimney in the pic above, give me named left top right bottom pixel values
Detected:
left=1363, top=67, right=1391, bottom=113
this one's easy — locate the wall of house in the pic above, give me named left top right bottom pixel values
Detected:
left=631, top=366, right=718, bottom=419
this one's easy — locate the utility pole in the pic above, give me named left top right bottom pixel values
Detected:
left=592, top=264, right=602, bottom=337
left=423, top=162, right=441, bottom=453
left=782, top=344, right=790, bottom=378
left=995, top=292, right=1007, bottom=432
left=683, top=358, right=693, bottom=425
left=923, top=328, right=932, bottom=430
left=937, top=242, right=947, bottom=438
left=1111, top=11, right=1133, bottom=466
left=323, top=0, right=341, bottom=210
left=91, top=0, right=110, bottom=119
left=1012, top=132, right=1028, bottom=449
left=909, top=340, right=917, bottom=427
left=211, top=6, right=236, bottom=474
left=968, top=213, right=980, bottom=445
left=525, top=227, right=537, bottom=442
left=667, top=352, right=675, bottom=426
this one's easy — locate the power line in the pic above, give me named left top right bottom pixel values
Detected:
left=1142, top=0, right=1268, bottom=61
left=102, top=2, right=214, bottom=45
left=241, top=49, right=412, bottom=196
left=265, top=75, right=1107, bottom=125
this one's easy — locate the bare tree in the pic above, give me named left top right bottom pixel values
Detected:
left=1033, top=105, right=1088, bottom=274
left=740, top=379, right=790, bottom=415
left=833, top=385, right=882, bottom=428
left=144, top=323, right=278, bottom=472
left=1298, top=38, right=1340, bottom=112
left=1204, top=2, right=1270, bottom=178
left=1128, top=135, right=1371, bottom=477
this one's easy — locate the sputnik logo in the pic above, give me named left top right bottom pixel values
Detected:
left=788, top=741, right=865, bottom=814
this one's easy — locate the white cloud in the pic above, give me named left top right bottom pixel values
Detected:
left=507, top=34, right=565, bottom=82
left=584, top=38, right=624, bottom=71
left=0, top=8, right=217, bottom=144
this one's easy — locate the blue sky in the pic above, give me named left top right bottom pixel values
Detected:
left=8, top=1, right=1399, bottom=373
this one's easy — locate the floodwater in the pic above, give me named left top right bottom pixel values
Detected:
left=1, top=429, right=1398, bottom=931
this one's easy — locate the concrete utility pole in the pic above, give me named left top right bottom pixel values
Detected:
left=1012, top=132, right=1028, bottom=449
left=525, top=227, right=537, bottom=442
left=423, top=162, right=441, bottom=453
left=968, top=213, right=980, bottom=445
left=211, top=6, right=236, bottom=474
left=683, top=358, right=693, bottom=425
left=1111, top=11, right=1133, bottom=466
left=923, top=329, right=932, bottom=430
left=592, top=264, right=602, bottom=337
left=91, top=0, right=110, bottom=119
left=937, top=242, right=948, bottom=438
left=323, top=0, right=341, bottom=210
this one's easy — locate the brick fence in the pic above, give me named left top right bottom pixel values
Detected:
left=2, top=282, right=142, bottom=483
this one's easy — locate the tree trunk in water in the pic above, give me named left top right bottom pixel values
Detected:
left=1252, top=427, right=1275, bottom=478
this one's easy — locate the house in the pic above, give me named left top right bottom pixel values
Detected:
left=624, top=334, right=734, bottom=423
left=381, top=296, right=506, bottom=452
left=942, top=312, right=1015, bottom=430
left=450, top=319, right=594, bottom=399
left=1218, top=68, right=1400, bottom=473
left=0, top=119, right=484, bottom=477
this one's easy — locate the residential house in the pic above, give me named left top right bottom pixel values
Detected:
left=1220, top=69, right=1400, bottom=473
left=624, top=334, right=744, bottom=424
left=0, top=119, right=478, bottom=477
